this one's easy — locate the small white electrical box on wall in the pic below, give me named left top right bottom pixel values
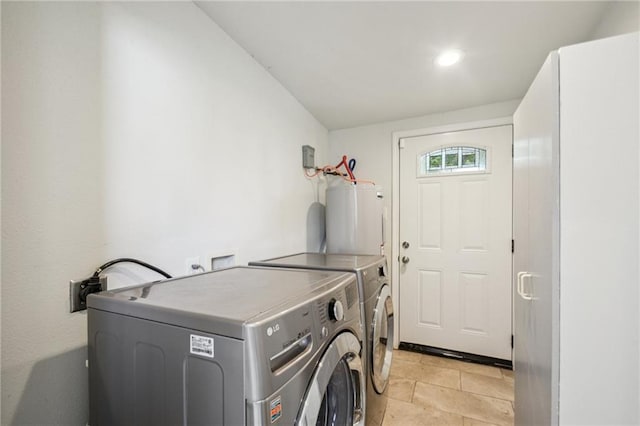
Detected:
left=302, top=145, right=315, bottom=169
left=208, top=250, right=238, bottom=271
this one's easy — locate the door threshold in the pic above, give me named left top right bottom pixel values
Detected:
left=398, top=342, right=512, bottom=370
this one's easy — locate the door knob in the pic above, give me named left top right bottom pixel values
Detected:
left=402, top=241, right=410, bottom=249
left=401, top=256, right=410, bottom=264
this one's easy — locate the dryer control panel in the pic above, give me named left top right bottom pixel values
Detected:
left=244, top=274, right=361, bottom=403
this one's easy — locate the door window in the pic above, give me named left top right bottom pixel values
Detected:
left=316, top=358, right=354, bottom=426
left=419, top=146, right=487, bottom=176
left=297, top=332, right=364, bottom=426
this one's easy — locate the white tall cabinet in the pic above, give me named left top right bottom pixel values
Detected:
left=513, top=32, right=639, bottom=425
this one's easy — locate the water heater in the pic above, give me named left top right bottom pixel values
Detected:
left=326, top=183, right=384, bottom=255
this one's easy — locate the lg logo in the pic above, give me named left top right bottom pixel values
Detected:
left=266, top=323, right=280, bottom=336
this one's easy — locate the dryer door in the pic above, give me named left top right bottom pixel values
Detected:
left=297, top=332, right=365, bottom=426
left=371, top=284, right=394, bottom=393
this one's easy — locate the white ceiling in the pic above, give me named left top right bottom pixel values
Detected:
left=196, top=1, right=611, bottom=130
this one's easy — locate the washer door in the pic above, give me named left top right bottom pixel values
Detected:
left=297, top=332, right=365, bottom=426
left=371, top=284, right=394, bottom=393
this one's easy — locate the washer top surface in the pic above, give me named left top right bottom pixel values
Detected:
left=251, top=252, right=385, bottom=272
left=87, top=266, right=353, bottom=339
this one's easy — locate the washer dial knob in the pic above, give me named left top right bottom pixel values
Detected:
left=328, top=298, right=344, bottom=322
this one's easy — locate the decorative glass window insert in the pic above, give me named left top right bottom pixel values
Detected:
left=419, top=146, right=486, bottom=175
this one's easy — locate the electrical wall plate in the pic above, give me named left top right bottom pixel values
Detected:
left=69, top=276, right=107, bottom=313
left=207, top=249, right=238, bottom=271
left=302, top=145, right=315, bottom=169
left=211, top=253, right=236, bottom=271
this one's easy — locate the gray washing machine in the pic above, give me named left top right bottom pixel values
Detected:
left=87, top=266, right=365, bottom=426
left=250, top=254, right=394, bottom=426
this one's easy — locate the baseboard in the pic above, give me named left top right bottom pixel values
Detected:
left=398, top=342, right=512, bottom=370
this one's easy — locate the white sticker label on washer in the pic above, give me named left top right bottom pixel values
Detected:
left=190, top=334, right=214, bottom=358
left=270, top=396, right=282, bottom=423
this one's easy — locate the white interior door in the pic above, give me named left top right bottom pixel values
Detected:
left=398, top=125, right=513, bottom=360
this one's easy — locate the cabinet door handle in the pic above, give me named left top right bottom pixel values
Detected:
left=517, top=272, right=533, bottom=301
left=516, top=271, right=526, bottom=297
left=522, top=273, right=534, bottom=300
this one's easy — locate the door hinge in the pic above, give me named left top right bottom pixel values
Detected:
left=511, top=239, right=514, bottom=253
left=398, top=139, right=405, bottom=149
left=511, top=334, right=514, bottom=349
left=512, top=144, right=514, bottom=157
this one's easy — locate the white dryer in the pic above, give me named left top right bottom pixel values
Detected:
left=87, top=266, right=365, bottom=425
left=250, top=253, right=394, bottom=426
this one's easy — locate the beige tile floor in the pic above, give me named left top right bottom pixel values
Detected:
left=382, top=349, right=514, bottom=426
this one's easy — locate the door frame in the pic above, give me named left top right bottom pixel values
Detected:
left=390, top=116, right=513, bottom=348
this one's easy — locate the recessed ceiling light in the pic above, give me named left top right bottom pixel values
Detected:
left=435, top=49, right=464, bottom=67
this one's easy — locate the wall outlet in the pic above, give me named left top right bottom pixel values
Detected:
left=185, top=256, right=201, bottom=275
left=69, top=276, right=107, bottom=313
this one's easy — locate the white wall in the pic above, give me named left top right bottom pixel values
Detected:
left=590, top=1, right=639, bottom=40
left=1, top=2, right=327, bottom=424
